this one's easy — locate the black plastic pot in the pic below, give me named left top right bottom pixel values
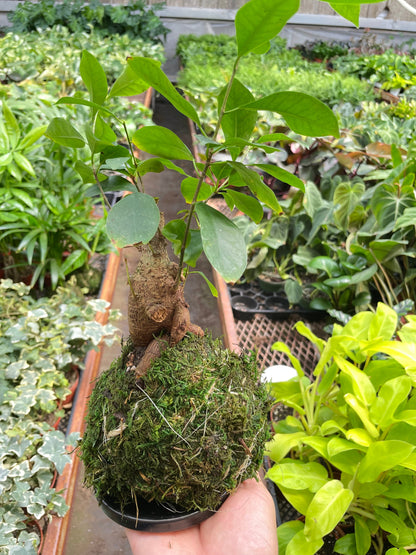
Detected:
left=99, top=495, right=217, bottom=532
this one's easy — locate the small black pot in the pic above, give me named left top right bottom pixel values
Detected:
left=99, top=495, right=217, bottom=532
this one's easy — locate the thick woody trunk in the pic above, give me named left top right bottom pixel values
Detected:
left=127, top=224, right=203, bottom=376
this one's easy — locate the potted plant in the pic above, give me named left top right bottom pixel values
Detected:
left=44, top=0, right=374, bottom=531
left=266, top=302, right=416, bottom=554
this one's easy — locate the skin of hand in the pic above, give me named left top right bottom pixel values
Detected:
left=125, top=478, right=278, bottom=555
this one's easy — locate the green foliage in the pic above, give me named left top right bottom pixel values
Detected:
left=296, top=39, right=350, bottom=61
left=0, top=26, right=160, bottom=290
left=0, top=26, right=165, bottom=88
left=0, top=278, right=119, bottom=552
left=4, top=0, right=169, bottom=43
left=46, top=1, right=339, bottom=284
left=266, top=303, right=416, bottom=555
left=333, top=49, right=416, bottom=92
left=177, top=33, right=374, bottom=131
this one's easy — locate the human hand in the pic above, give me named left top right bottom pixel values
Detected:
left=125, top=478, right=278, bottom=555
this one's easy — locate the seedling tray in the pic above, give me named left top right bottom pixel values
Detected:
left=229, top=282, right=325, bottom=321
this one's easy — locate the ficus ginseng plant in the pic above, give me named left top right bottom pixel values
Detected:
left=44, top=0, right=387, bottom=521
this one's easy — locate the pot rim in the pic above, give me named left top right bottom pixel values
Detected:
left=99, top=495, right=216, bottom=532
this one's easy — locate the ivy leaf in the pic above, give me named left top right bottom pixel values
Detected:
left=38, top=432, right=71, bottom=474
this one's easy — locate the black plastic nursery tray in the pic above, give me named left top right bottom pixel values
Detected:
left=229, top=282, right=325, bottom=322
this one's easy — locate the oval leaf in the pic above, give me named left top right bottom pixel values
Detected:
left=132, top=125, right=193, bottom=161
left=106, top=192, right=160, bottom=247
left=304, top=480, right=354, bottom=540
left=80, top=50, right=108, bottom=107
left=245, top=92, right=339, bottom=137
left=235, top=0, right=300, bottom=57
left=195, top=202, right=247, bottom=282
left=45, top=118, right=85, bottom=148
left=127, top=57, right=200, bottom=126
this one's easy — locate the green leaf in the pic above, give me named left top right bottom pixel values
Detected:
left=132, top=125, right=193, bottom=160
left=304, top=480, right=354, bottom=540
left=267, top=461, right=328, bottom=492
left=195, top=203, right=247, bottom=282
left=329, top=3, right=360, bottom=26
left=374, top=508, right=414, bottom=546
left=335, top=356, right=376, bottom=406
left=138, top=158, right=165, bottom=176
left=308, top=256, right=339, bottom=277
left=80, top=50, right=108, bottom=108
left=344, top=393, right=379, bottom=438
left=19, top=125, right=47, bottom=149
left=354, top=515, right=371, bottom=555
left=2, top=101, right=20, bottom=148
left=93, top=114, right=117, bottom=145
left=222, top=190, right=263, bottom=223
left=219, top=78, right=257, bottom=157
left=286, top=527, right=324, bottom=555
left=284, top=279, right=303, bottom=305
left=333, top=180, right=365, bottom=230
left=394, top=207, right=416, bottom=230
left=45, top=118, right=85, bottom=148
left=244, top=92, right=339, bottom=137
left=13, top=152, right=35, bottom=176
left=229, top=162, right=281, bottom=212
left=277, top=521, right=305, bottom=555
left=334, top=534, right=357, bottom=555
left=181, top=177, right=212, bottom=203
left=127, top=57, right=200, bottom=126
left=370, top=375, right=412, bottom=429
left=368, top=303, right=398, bottom=341
left=254, top=163, right=305, bottom=192
left=357, top=440, right=415, bottom=483
left=109, top=63, right=148, bottom=98
left=189, top=270, right=218, bottom=297
left=363, top=341, right=416, bottom=372
left=235, top=0, right=300, bottom=57
left=106, top=192, right=160, bottom=247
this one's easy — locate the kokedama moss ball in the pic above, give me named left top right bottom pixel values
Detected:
left=80, top=333, right=270, bottom=512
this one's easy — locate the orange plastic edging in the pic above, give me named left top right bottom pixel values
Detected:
left=42, top=249, right=121, bottom=555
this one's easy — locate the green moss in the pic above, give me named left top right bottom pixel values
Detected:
left=80, top=334, right=270, bottom=511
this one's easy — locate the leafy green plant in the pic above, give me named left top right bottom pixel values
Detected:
left=41, top=0, right=371, bottom=517
left=0, top=26, right=165, bottom=89
left=0, top=278, right=119, bottom=552
left=266, top=303, right=416, bottom=555
left=3, top=0, right=169, bottom=43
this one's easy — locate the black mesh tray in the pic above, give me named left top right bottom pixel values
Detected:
left=229, top=282, right=325, bottom=321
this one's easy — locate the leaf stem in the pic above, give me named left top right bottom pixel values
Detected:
left=174, top=59, right=240, bottom=288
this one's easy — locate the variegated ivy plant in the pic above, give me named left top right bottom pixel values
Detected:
left=43, top=0, right=386, bottom=290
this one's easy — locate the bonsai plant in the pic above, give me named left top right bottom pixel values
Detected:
left=266, top=303, right=416, bottom=555
left=45, top=0, right=381, bottom=529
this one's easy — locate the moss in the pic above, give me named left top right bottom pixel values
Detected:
left=80, top=334, right=270, bottom=512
